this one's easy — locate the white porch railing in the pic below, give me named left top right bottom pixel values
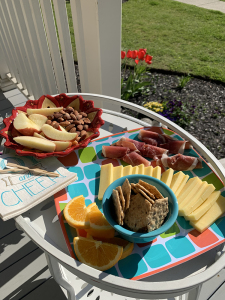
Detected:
left=0, top=0, right=122, bottom=100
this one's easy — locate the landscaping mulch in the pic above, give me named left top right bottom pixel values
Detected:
left=121, top=70, right=225, bottom=160
left=75, top=64, right=225, bottom=160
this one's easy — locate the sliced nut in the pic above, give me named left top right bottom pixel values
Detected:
left=47, top=115, right=54, bottom=120
left=80, top=112, right=87, bottom=117
left=59, top=109, right=66, bottom=114
left=66, top=106, right=74, bottom=112
left=73, top=120, right=81, bottom=125
left=77, top=125, right=83, bottom=131
left=52, top=121, right=59, bottom=129
left=80, top=130, right=87, bottom=137
left=70, top=113, right=76, bottom=120
left=59, top=121, right=71, bottom=127
left=54, top=113, right=62, bottom=118
left=69, top=127, right=77, bottom=133
left=64, top=113, right=71, bottom=120
left=83, top=118, right=91, bottom=124
left=65, top=124, right=75, bottom=132
left=58, top=117, right=64, bottom=122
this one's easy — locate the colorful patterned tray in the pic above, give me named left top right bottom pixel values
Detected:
left=54, top=127, right=225, bottom=280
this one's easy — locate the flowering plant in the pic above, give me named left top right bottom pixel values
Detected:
left=144, top=99, right=196, bottom=129
left=121, top=49, right=153, bottom=101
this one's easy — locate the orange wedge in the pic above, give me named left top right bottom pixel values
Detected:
left=63, top=195, right=90, bottom=229
left=86, top=235, right=134, bottom=260
left=73, top=237, right=123, bottom=271
left=85, top=209, right=115, bottom=238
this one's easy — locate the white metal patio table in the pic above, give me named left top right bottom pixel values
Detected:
left=10, top=93, right=225, bottom=300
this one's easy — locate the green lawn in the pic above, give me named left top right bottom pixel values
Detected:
left=66, top=0, right=225, bottom=82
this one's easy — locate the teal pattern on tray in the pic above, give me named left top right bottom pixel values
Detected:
left=68, top=166, right=84, bottom=181
left=165, top=236, right=195, bottom=258
left=83, top=164, right=101, bottom=179
left=211, top=217, right=225, bottom=238
left=143, top=244, right=171, bottom=268
left=68, top=183, right=89, bottom=198
left=118, top=253, right=148, bottom=278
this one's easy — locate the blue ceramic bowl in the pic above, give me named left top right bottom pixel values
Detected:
left=102, top=174, right=178, bottom=244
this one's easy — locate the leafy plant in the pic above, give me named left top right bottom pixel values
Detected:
left=176, top=74, right=192, bottom=90
left=160, top=99, right=196, bottom=128
left=121, top=49, right=153, bottom=100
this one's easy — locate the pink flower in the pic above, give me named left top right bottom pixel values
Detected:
left=138, top=50, right=146, bottom=60
left=145, top=54, right=153, bottom=64
left=126, top=50, right=132, bottom=58
left=121, top=51, right=126, bottom=59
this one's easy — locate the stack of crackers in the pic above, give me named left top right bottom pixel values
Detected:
left=112, top=179, right=169, bottom=233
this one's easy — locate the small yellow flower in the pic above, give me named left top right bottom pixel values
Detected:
left=144, top=101, right=163, bottom=113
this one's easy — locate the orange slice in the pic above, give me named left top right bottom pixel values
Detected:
left=73, top=237, right=123, bottom=271
left=86, top=235, right=134, bottom=260
left=63, top=195, right=90, bottom=229
left=85, top=209, right=115, bottom=238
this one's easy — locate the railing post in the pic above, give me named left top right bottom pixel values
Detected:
left=71, top=0, right=122, bottom=99
left=0, top=46, right=15, bottom=92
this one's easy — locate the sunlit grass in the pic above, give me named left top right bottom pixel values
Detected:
left=67, top=0, right=225, bottom=82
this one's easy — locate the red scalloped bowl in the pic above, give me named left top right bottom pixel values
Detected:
left=0, top=94, right=104, bottom=159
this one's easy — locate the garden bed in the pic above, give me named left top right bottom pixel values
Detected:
left=121, top=70, right=225, bottom=160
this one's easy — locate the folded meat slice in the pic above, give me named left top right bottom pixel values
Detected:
left=122, top=151, right=151, bottom=167
left=141, top=144, right=168, bottom=159
left=139, top=129, right=193, bottom=151
left=102, top=146, right=130, bottom=159
left=160, top=140, right=186, bottom=154
left=138, top=130, right=166, bottom=145
left=112, top=137, right=138, bottom=151
left=160, top=153, right=202, bottom=171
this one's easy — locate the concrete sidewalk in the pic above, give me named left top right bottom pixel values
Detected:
left=174, top=0, right=225, bottom=13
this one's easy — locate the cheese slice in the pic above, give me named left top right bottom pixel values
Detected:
left=181, top=183, right=215, bottom=216
left=138, top=164, right=145, bottom=175
left=186, top=191, right=221, bottom=221
left=190, top=194, right=225, bottom=233
left=175, top=175, right=189, bottom=197
left=170, top=171, right=185, bottom=194
left=152, top=166, right=161, bottom=180
left=179, top=181, right=208, bottom=215
left=113, top=165, right=123, bottom=181
left=144, top=166, right=153, bottom=176
left=178, top=178, right=202, bottom=211
left=132, top=166, right=139, bottom=174
left=98, top=163, right=113, bottom=200
left=161, top=168, right=174, bottom=187
left=123, top=165, right=132, bottom=176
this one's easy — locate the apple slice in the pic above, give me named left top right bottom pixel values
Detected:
left=54, top=141, right=72, bottom=151
left=14, top=136, right=56, bottom=152
left=14, top=113, right=41, bottom=136
left=28, top=114, right=48, bottom=130
left=33, top=132, right=47, bottom=139
left=59, top=125, right=67, bottom=132
left=27, top=107, right=63, bottom=116
left=41, top=124, right=77, bottom=141
left=11, top=127, right=22, bottom=138
left=34, top=132, right=72, bottom=151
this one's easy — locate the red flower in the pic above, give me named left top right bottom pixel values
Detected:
left=139, top=48, right=147, bottom=54
left=135, top=59, right=139, bottom=64
left=138, top=49, right=146, bottom=60
left=131, top=50, right=138, bottom=59
left=145, top=54, right=153, bottom=64
left=126, top=50, right=132, bottom=58
left=121, top=51, right=126, bottom=59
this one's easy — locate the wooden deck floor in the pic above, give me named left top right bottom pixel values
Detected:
left=0, top=88, right=225, bottom=300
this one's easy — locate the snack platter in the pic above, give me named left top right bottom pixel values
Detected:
left=54, top=127, right=225, bottom=280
